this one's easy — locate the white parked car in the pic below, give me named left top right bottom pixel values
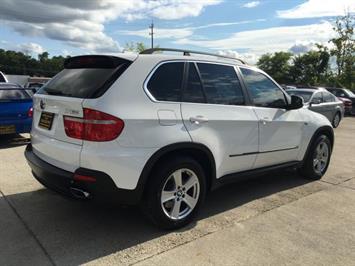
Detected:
left=25, top=48, right=334, bottom=229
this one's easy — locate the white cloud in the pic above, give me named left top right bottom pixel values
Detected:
left=18, top=42, right=45, bottom=55
left=218, top=50, right=259, bottom=64
left=277, top=0, right=354, bottom=19
left=0, top=0, right=221, bottom=53
left=242, top=1, right=260, bottom=8
left=120, top=28, right=194, bottom=39
left=175, top=21, right=335, bottom=63
left=119, top=19, right=266, bottom=39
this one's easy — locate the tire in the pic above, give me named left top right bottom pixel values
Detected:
left=141, top=156, right=206, bottom=230
left=298, top=134, right=332, bottom=180
left=332, top=112, right=341, bottom=128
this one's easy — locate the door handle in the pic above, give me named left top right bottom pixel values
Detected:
left=259, top=117, right=272, bottom=125
left=190, top=116, right=209, bottom=125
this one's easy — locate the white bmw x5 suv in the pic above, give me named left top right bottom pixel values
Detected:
left=25, top=48, right=334, bottom=229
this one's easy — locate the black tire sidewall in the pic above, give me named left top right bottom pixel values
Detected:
left=143, top=156, right=206, bottom=230
left=302, top=134, right=332, bottom=179
left=332, top=112, right=341, bottom=128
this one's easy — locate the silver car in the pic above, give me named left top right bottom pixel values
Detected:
left=288, top=89, right=344, bottom=128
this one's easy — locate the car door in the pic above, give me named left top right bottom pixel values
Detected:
left=321, top=91, right=341, bottom=121
left=181, top=62, right=259, bottom=178
left=239, top=67, right=304, bottom=168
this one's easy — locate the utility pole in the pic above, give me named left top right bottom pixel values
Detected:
left=149, top=21, right=154, bottom=49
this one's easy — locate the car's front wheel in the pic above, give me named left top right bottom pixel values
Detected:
left=299, top=134, right=332, bottom=180
left=142, top=156, right=206, bottom=229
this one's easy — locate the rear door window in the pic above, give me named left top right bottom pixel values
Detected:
left=38, top=56, right=131, bottom=99
left=197, top=63, right=245, bottom=105
left=147, top=62, right=184, bottom=102
left=183, top=63, right=205, bottom=103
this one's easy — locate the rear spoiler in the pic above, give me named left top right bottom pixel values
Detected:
left=64, top=55, right=132, bottom=69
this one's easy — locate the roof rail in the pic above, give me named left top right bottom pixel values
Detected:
left=140, top=48, right=246, bottom=64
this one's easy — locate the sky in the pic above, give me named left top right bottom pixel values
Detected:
left=0, top=0, right=354, bottom=64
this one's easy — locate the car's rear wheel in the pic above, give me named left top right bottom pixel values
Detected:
left=332, top=112, right=341, bottom=128
left=142, top=156, right=206, bottom=230
left=299, top=134, right=331, bottom=180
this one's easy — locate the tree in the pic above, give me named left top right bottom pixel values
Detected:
left=329, top=13, right=355, bottom=89
left=124, top=42, right=148, bottom=53
left=257, top=52, right=293, bottom=84
left=289, top=46, right=331, bottom=85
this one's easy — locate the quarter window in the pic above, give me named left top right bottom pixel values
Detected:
left=147, top=62, right=184, bottom=102
left=197, top=63, right=245, bottom=105
left=240, top=68, right=286, bottom=108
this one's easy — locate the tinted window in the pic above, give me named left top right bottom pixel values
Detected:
left=323, top=92, right=336, bottom=102
left=183, top=63, right=205, bottom=103
left=240, top=68, right=286, bottom=108
left=312, top=92, right=323, bottom=103
left=39, top=56, right=131, bottom=98
left=147, top=62, right=184, bottom=102
left=197, top=63, right=244, bottom=105
left=0, top=89, right=31, bottom=100
left=0, top=72, right=6, bottom=82
left=287, top=90, right=313, bottom=103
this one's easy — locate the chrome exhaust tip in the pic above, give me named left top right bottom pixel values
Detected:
left=70, top=187, right=91, bottom=199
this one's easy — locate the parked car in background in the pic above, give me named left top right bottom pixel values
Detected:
left=326, top=88, right=355, bottom=115
left=0, top=82, right=22, bottom=88
left=337, top=97, right=352, bottom=115
left=0, top=86, right=33, bottom=135
left=25, top=81, right=46, bottom=93
left=0, top=71, right=8, bottom=82
left=287, top=89, right=344, bottom=128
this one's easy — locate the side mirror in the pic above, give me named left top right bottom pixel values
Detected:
left=287, top=95, right=304, bottom=110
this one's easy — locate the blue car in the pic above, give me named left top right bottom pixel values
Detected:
left=0, top=87, right=33, bottom=135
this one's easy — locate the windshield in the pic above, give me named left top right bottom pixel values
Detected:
left=344, top=89, right=355, bottom=97
left=287, top=90, right=313, bottom=103
left=0, top=89, right=31, bottom=101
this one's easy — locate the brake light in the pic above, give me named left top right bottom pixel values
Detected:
left=73, top=174, right=96, bottom=183
left=63, top=108, right=124, bottom=141
left=28, top=107, right=33, bottom=118
left=345, top=101, right=352, bottom=106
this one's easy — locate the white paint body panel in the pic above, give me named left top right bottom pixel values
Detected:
left=30, top=54, right=333, bottom=191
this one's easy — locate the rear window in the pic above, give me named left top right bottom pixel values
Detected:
left=38, top=56, right=131, bottom=98
left=0, top=89, right=31, bottom=100
left=287, top=90, right=313, bottom=103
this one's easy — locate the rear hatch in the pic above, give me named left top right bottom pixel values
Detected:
left=31, top=55, right=133, bottom=171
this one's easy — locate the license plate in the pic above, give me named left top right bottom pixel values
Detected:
left=0, top=125, right=16, bottom=135
left=39, top=112, right=54, bottom=130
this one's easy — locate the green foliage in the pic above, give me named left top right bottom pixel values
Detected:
left=257, top=13, right=354, bottom=89
left=329, top=13, right=355, bottom=89
left=257, top=52, right=293, bottom=84
left=0, top=49, right=67, bottom=77
left=124, top=42, right=148, bottom=53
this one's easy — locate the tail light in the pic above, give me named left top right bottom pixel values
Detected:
left=63, top=108, right=124, bottom=141
left=28, top=107, right=33, bottom=118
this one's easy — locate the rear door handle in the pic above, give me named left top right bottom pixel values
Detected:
left=190, top=116, right=209, bottom=125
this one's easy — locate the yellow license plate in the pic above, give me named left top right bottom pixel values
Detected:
left=39, top=112, right=54, bottom=130
left=0, top=125, right=16, bottom=135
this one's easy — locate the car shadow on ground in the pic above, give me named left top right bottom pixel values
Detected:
left=5, top=170, right=311, bottom=265
left=0, top=134, right=30, bottom=149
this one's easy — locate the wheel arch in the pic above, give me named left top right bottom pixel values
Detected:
left=137, top=142, right=216, bottom=199
left=302, top=125, right=334, bottom=163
